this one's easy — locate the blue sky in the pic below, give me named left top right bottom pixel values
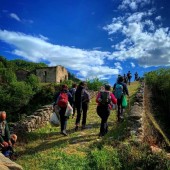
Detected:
left=0, top=0, right=170, bottom=85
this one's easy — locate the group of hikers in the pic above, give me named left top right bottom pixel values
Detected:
left=52, top=74, right=129, bottom=137
left=0, top=73, right=131, bottom=158
left=122, top=71, right=139, bottom=85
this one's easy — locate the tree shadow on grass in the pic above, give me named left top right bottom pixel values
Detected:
left=17, top=132, right=98, bottom=157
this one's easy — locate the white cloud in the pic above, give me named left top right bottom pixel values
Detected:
left=114, top=62, right=123, bottom=70
left=103, top=21, right=123, bottom=34
left=104, top=1, right=170, bottom=67
left=119, top=0, right=151, bottom=11
left=9, top=13, right=21, bottom=22
left=155, top=16, right=161, bottom=21
left=0, top=29, right=119, bottom=80
left=130, top=62, right=135, bottom=67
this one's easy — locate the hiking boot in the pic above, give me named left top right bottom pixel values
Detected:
left=60, top=130, right=68, bottom=136
left=75, top=126, right=79, bottom=131
left=81, top=125, right=86, bottom=130
left=98, top=133, right=105, bottom=137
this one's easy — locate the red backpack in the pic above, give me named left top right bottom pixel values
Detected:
left=57, top=92, right=68, bottom=108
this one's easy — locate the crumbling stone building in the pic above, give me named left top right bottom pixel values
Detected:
left=16, top=69, right=30, bottom=81
left=35, top=65, right=68, bottom=83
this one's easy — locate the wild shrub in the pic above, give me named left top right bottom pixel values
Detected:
left=86, top=78, right=108, bottom=91
left=145, top=68, right=170, bottom=124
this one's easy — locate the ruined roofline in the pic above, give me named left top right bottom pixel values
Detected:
left=35, top=65, right=66, bottom=69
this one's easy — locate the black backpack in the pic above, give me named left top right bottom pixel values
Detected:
left=100, top=91, right=111, bottom=105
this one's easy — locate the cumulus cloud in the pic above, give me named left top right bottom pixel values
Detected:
left=114, top=62, right=123, bottom=70
left=119, top=0, right=150, bottom=11
left=104, top=0, right=170, bottom=67
left=130, top=62, right=135, bottom=68
left=9, top=13, right=21, bottom=22
left=0, top=29, right=119, bottom=80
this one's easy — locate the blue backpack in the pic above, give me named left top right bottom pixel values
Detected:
left=114, top=84, right=123, bottom=99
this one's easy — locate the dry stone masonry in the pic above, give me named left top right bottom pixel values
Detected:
left=12, top=105, right=53, bottom=139
left=128, top=82, right=145, bottom=142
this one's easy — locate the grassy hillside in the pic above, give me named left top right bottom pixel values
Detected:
left=15, top=81, right=170, bottom=170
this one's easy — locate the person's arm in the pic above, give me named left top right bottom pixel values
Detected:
left=96, top=92, right=101, bottom=104
left=0, top=135, right=4, bottom=143
left=85, top=90, right=90, bottom=102
left=110, top=93, right=117, bottom=104
left=113, top=83, right=116, bottom=91
left=123, top=84, right=129, bottom=96
left=68, top=91, right=73, bottom=104
left=5, top=122, right=10, bottom=142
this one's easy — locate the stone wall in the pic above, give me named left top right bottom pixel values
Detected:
left=35, top=66, right=68, bottom=83
left=56, top=65, right=68, bottom=83
left=15, top=69, right=30, bottom=81
left=12, top=105, right=53, bottom=140
left=128, top=82, right=145, bottom=142
left=35, top=67, right=57, bottom=83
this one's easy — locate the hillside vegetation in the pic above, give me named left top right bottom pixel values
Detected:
left=15, top=81, right=170, bottom=170
left=145, top=68, right=170, bottom=139
left=0, top=56, right=80, bottom=121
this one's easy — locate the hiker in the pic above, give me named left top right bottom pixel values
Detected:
left=53, top=84, right=73, bottom=136
left=134, top=72, right=138, bottom=81
left=113, top=76, right=129, bottom=122
left=69, top=83, right=77, bottom=118
left=127, top=71, right=132, bottom=85
left=96, top=84, right=117, bottom=137
left=75, top=81, right=90, bottom=131
left=0, top=111, right=17, bottom=158
left=123, top=74, right=128, bottom=84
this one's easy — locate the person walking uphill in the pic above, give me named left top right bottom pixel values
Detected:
left=54, top=84, right=72, bottom=136
left=96, top=84, right=117, bottom=137
left=113, top=76, right=129, bottom=122
left=75, top=81, right=90, bottom=131
left=127, top=71, right=132, bottom=85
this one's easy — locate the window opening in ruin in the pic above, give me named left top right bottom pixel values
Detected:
left=44, top=71, right=47, bottom=82
left=65, top=75, right=67, bottom=80
left=60, top=79, right=62, bottom=83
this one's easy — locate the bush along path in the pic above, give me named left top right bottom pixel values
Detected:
left=15, top=81, right=170, bottom=170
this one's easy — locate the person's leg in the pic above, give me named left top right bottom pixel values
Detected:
left=102, top=107, right=110, bottom=135
left=97, top=106, right=104, bottom=136
left=82, top=103, right=88, bottom=128
left=75, top=105, right=82, bottom=131
left=97, top=106, right=109, bottom=136
left=59, top=108, right=68, bottom=135
left=72, top=103, right=76, bottom=118
left=120, top=97, right=124, bottom=121
left=117, top=99, right=121, bottom=122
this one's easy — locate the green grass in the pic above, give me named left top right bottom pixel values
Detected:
left=15, top=81, right=170, bottom=170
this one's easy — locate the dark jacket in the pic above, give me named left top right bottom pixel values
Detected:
left=75, top=86, right=90, bottom=108
left=0, top=120, right=10, bottom=143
